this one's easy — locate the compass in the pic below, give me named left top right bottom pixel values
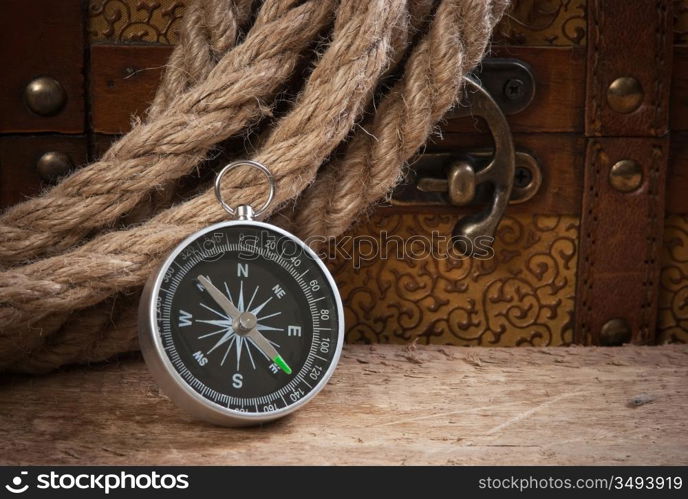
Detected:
left=139, top=161, right=344, bottom=426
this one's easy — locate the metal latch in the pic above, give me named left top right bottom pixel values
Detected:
left=391, top=62, right=540, bottom=254
left=407, top=150, right=541, bottom=206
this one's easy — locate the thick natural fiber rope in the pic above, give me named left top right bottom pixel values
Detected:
left=148, top=0, right=257, bottom=119
left=6, top=0, right=440, bottom=373
left=287, top=0, right=509, bottom=239
left=118, top=0, right=259, bottom=226
left=0, top=0, right=335, bottom=266
left=0, top=0, right=506, bottom=372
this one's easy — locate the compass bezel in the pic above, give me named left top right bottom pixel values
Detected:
left=138, top=220, right=345, bottom=426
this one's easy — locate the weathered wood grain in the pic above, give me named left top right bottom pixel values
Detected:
left=1, top=345, right=686, bottom=465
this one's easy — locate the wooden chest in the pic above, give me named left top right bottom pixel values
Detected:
left=1, top=0, right=686, bottom=348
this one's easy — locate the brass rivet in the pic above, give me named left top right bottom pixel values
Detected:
left=24, top=76, right=67, bottom=116
left=36, top=151, right=73, bottom=183
left=600, top=318, right=632, bottom=346
left=609, top=159, right=643, bottom=193
left=607, top=77, right=643, bottom=114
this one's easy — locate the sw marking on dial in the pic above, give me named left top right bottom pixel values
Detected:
left=153, top=223, right=340, bottom=416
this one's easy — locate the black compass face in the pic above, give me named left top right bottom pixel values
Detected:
left=152, top=223, right=341, bottom=416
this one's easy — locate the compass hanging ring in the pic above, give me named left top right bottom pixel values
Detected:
left=214, top=160, right=276, bottom=220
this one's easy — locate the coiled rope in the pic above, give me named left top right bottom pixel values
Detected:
left=0, top=0, right=508, bottom=372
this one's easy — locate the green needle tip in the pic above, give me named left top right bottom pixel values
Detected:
left=273, top=355, right=292, bottom=375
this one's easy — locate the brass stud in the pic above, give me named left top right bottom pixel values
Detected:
left=607, top=77, right=643, bottom=114
left=600, top=318, right=632, bottom=346
left=24, top=76, right=67, bottom=116
left=36, top=151, right=73, bottom=183
left=609, top=159, right=643, bottom=193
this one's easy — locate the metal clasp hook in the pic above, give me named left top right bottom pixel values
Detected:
left=445, top=76, right=515, bottom=253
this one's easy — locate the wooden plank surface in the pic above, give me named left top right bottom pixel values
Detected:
left=1, top=345, right=686, bottom=465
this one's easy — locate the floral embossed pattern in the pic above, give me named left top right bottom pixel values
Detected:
left=328, top=212, right=578, bottom=346
left=88, top=0, right=587, bottom=47
left=493, top=0, right=587, bottom=46
left=658, top=215, right=688, bottom=343
left=89, top=0, right=184, bottom=44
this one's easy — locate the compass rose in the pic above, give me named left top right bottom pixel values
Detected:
left=194, top=278, right=286, bottom=372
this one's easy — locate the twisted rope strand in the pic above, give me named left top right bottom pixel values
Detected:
left=0, top=0, right=408, bottom=364
left=147, top=0, right=256, bottom=119
left=0, top=0, right=335, bottom=266
left=289, top=0, right=510, bottom=241
left=122, top=0, right=259, bottom=226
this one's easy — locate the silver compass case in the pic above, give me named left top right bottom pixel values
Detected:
left=138, top=161, right=345, bottom=427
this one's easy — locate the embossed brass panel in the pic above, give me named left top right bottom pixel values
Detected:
left=658, top=215, right=688, bottom=343
left=492, top=0, right=587, bottom=47
left=88, top=0, right=588, bottom=47
left=328, top=212, right=578, bottom=346
left=89, top=0, right=184, bottom=44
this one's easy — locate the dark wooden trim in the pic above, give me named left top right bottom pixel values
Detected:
left=667, top=132, right=688, bottom=214
left=670, top=47, right=688, bottom=132
left=90, top=44, right=172, bottom=134
left=446, top=46, right=587, bottom=134
left=0, top=0, right=85, bottom=133
left=0, top=135, right=88, bottom=208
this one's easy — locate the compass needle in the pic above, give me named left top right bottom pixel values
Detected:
left=273, top=355, right=292, bottom=375
left=244, top=327, right=290, bottom=375
left=198, top=275, right=240, bottom=319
